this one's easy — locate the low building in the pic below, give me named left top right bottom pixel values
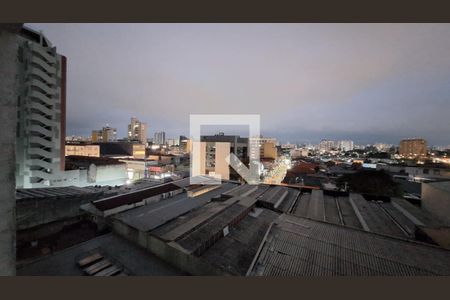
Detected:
left=290, top=148, right=309, bottom=159
left=97, top=141, right=146, bottom=159
left=422, top=181, right=450, bottom=226
left=377, top=164, right=450, bottom=181
left=65, top=143, right=100, bottom=157
left=64, top=156, right=128, bottom=187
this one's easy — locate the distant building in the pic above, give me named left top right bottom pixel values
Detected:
left=399, top=138, right=427, bottom=158
left=65, top=144, right=100, bottom=157
left=167, top=138, right=179, bottom=147
left=319, top=139, right=335, bottom=153
left=197, top=141, right=231, bottom=180
left=91, top=126, right=117, bottom=142
left=337, top=140, right=354, bottom=152
left=179, top=135, right=192, bottom=154
left=64, top=156, right=128, bottom=186
left=128, top=117, right=147, bottom=145
left=154, top=131, right=166, bottom=145
left=374, top=143, right=392, bottom=152
left=281, top=143, right=295, bottom=150
left=249, top=136, right=277, bottom=160
left=198, top=134, right=249, bottom=181
left=97, top=141, right=146, bottom=159
left=15, top=26, right=67, bottom=188
left=290, top=148, right=309, bottom=158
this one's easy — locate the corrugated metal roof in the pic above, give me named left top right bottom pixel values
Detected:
left=16, top=186, right=103, bottom=201
left=92, top=182, right=182, bottom=211
left=247, top=214, right=450, bottom=276
left=114, top=183, right=238, bottom=232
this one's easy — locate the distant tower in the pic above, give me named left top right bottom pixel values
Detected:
left=127, top=117, right=148, bottom=145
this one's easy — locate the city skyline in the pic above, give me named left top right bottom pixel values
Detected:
left=27, top=23, right=450, bottom=146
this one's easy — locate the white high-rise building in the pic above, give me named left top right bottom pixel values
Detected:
left=154, top=131, right=166, bottom=145
left=15, top=26, right=67, bottom=188
left=319, top=140, right=335, bottom=153
left=128, top=117, right=147, bottom=145
left=337, top=140, right=354, bottom=152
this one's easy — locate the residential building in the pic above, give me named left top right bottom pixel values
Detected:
left=15, top=26, right=67, bottom=188
left=319, top=139, right=335, bottom=153
left=91, top=126, right=117, bottom=142
left=128, top=117, right=147, bottom=145
left=337, top=140, right=354, bottom=151
left=167, top=138, right=179, bottom=147
left=249, top=136, right=277, bottom=160
left=196, top=134, right=249, bottom=181
left=65, top=143, right=100, bottom=157
left=290, top=148, right=309, bottom=158
left=399, top=138, right=428, bottom=158
left=154, top=131, right=166, bottom=145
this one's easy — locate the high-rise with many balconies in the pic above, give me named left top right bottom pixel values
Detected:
left=15, top=26, right=66, bottom=188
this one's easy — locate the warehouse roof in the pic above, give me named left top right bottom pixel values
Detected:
left=247, top=214, right=450, bottom=276
left=17, top=233, right=184, bottom=276
left=16, top=186, right=104, bottom=202
left=114, top=183, right=238, bottom=232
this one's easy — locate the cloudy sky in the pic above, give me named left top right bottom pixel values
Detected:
left=28, top=23, right=450, bottom=145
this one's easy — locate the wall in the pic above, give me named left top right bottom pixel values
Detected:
left=422, top=182, right=450, bottom=226
left=92, top=163, right=128, bottom=186
left=65, top=144, right=100, bottom=157
left=0, top=24, right=21, bottom=275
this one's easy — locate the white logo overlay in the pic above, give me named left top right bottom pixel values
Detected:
left=189, top=114, right=262, bottom=185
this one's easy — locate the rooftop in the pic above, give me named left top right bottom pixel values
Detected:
left=16, top=186, right=104, bottom=202
left=17, top=233, right=184, bottom=276
left=247, top=214, right=450, bottom=276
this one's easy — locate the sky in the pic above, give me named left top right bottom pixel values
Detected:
left=28, top=23, right=450, bottom=146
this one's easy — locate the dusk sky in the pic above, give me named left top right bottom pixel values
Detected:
left=28, top=23, right=450, bottom=146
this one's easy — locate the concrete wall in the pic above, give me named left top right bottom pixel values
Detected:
left=16, top=196, right=94, bottom=231
left=0, top=24, right=21, bottom=275
left=422, top=182, right=450, bottom=226
left=65, top=144, right=100, bottom=157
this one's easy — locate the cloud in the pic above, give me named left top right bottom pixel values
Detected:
left=28, top=23, right=450, bottom=145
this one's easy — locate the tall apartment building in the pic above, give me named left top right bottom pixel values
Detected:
left=91, top=126, right=117, bottom=142
left=179, top=135, right=192, bottom=154
left=128, top=117, right=147, bottom=145
left=319, top=139, right=335, bottom=153
left=154, top=131, right=166, bottom=145
left=198, top=134, right=249, bottom=181
left=15, top=26, right=67, bottom=188
left=249, top=136, right=277, bottom=160
left=337, top=140, right=354, bottom=152
left=197, top=142, right=231, bottom=180
left=399, top=138, right=427, bottom=158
